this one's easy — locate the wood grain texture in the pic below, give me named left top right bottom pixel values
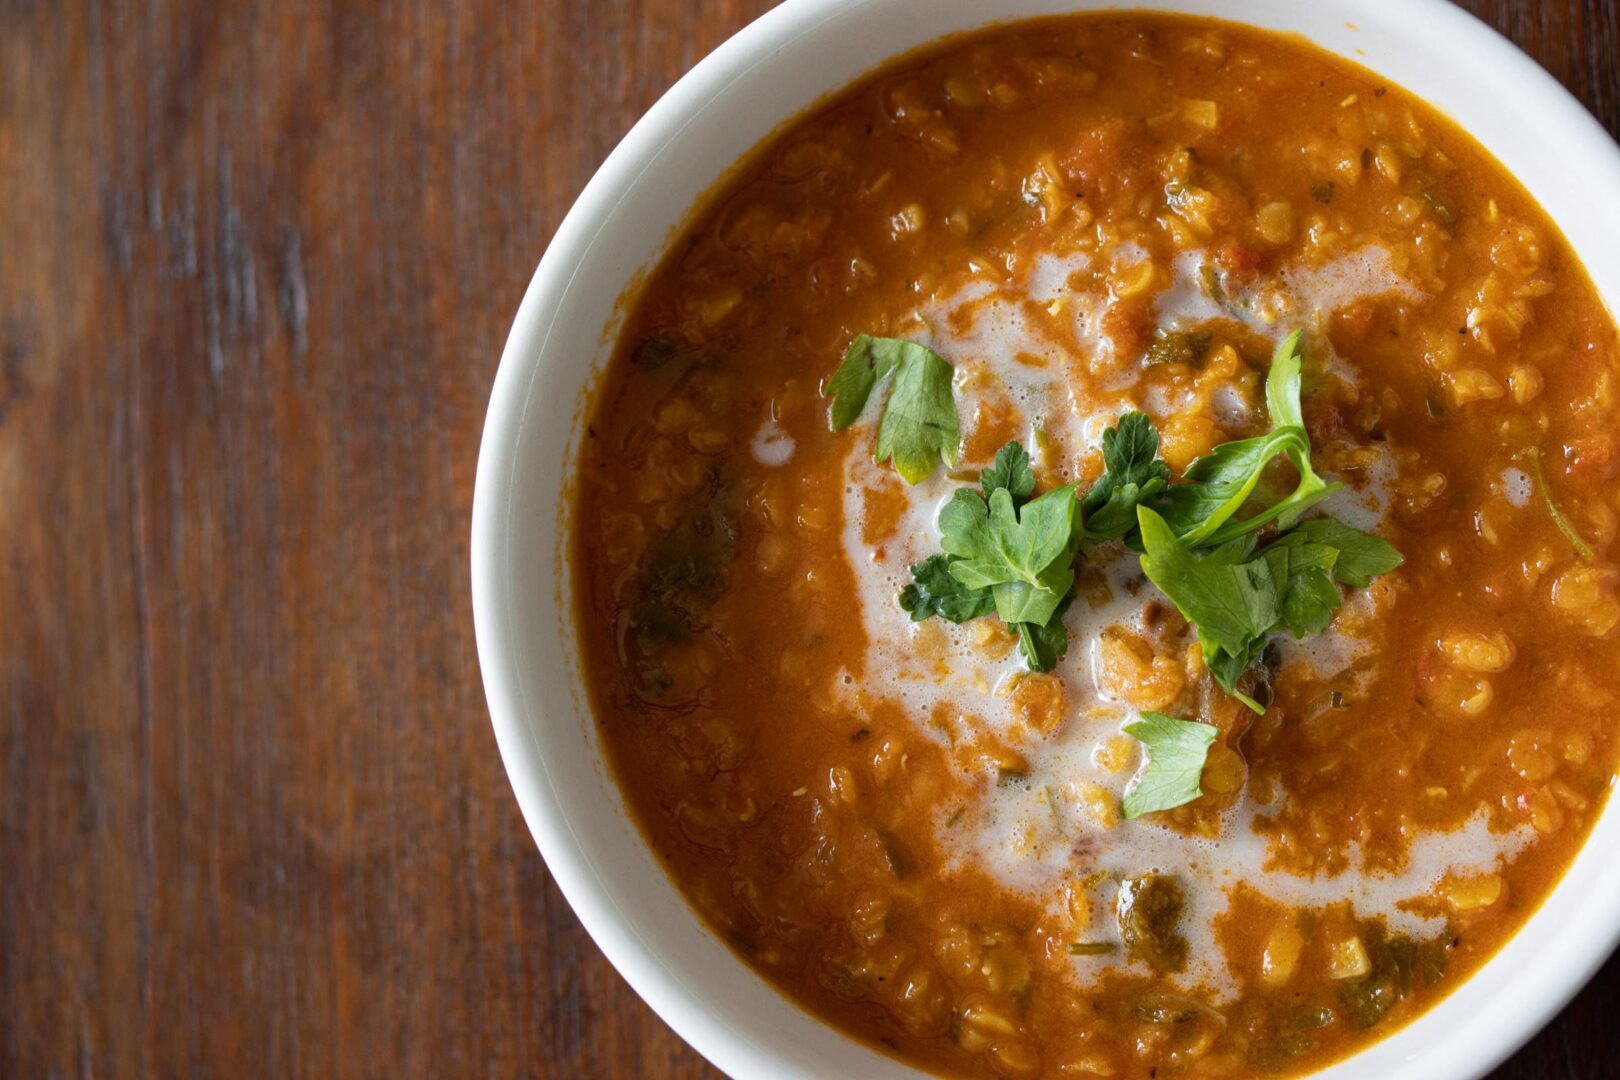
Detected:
left=0, top=1, right=1611, bottom=1077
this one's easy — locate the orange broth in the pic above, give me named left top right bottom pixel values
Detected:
left=570, top=14, right=1620, bottom=1077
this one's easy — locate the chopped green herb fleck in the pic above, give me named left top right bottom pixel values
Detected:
left=1067, top=941, right=1118, bottom=956
left=1133, top=991, right=1208, bottom=1024
left=1143, top=329, right=1213, bottom=367
left=1198, top=262, right=1243, bottom=316
left=1248, top=1004, right=1337, bottom=1071
left=1421, top=190, right=1457, bottom=225
left=873, top=828, right=912, bottom=879
left=630, top=333, right=679, bottom=370
left=1043, top=785, right=1066, bottom=831
left=1523, top=446, right=1596, bottom=561
left=1117, top=875, right=1190, bottom=973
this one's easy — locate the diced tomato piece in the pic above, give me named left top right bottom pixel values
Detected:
left=1215, top=244, right=1267, bottom=289
left=1101, top=295, right=1155, bottom=361
left=1058, top=120, right=1152, bottom=201
left=1564, top=434, right=1617, bottom=483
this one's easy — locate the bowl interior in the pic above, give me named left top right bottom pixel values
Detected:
left=472, top=1, right=1620, bottom=1076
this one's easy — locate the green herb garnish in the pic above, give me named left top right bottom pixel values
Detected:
left=1080, top=411, right=1172, bottom=543
left=1116, top=875, right=1190, bottom=972
left=1421, top=190, right=1456, bottom=226
left=897, top=439, right=1077, bottom=671
left=873, top=828, right=912, bottom=879
left=824, top=334, right=960, bottom=483
left=1121, top=712, right=1219, bottom=819
left=1137, top=509, right=1282, bottom=711
left=1154, top=332, right=1340, bottom=545
left=1068, top=941, right=1119, bottom=956
left=1267, top=517, right=1405, bottom=588
left=1336, top=924, right=1448, bottom=1030
left=898, top=553, right=996, bottom=624
left=1143, top=329, right=1213, bottom=368
left=1016, top=595, right=1074, bottom=672
left=835, top=329, right=1401, bottom=698
left=1199, top=261, right=1245, bottom=318
left=1138, top=506, right=1401, bottom=710
left=938, top=476, right=1078, bottom=627
left=978, top=438, right=1037, bottom=503
left=996, top=765, right=1029, bottom=786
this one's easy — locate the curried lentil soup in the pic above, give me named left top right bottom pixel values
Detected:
left=571, top=13, right=1620, bottom=1078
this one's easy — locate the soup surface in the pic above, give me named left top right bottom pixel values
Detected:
left=572, top=14, right=1620, bottom=1078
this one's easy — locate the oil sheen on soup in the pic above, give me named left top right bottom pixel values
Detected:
left=572, top=14, right=1620, bottom=1078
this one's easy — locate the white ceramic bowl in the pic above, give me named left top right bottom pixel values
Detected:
left=471, top=1, right=1620, bottom=1075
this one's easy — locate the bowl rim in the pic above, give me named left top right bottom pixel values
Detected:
left=472, top=1, right=1620, bottom=1077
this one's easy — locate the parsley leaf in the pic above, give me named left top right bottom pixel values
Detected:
left=899, top=440, right=1081, bottom=668
left=1266, top=329, right=1308, bottom=430
left=981, top=440, right=1037, bottom=506
left=825, top=333, right=891, bottom=431
left=899, top=554, right=996, bottom=624
left=992, top=577, right=1070, bottom=626
left=1266, top=521, right=1401, bottom=636
left=1080, top=411, right=1172, bottom=543
left=1154, top=332, right=1340, bottom=545
left=911, top=440, right=1059, bottom=625
left=1279, top=557, right=1342, bottom=638
left=1266, top=519, right=1403, bottom=589
left=1204, top=644, right=1267, bottom=703
left=1141, top=503, right=1404, bottom=706
left=1137, top=507, right=1280, bottom=711
left=878, top=345, right=960, bottom=483
left=1122, top=712, right=1219, bottom=819
left=1014, top=594, right=1074, bottom=672
left=825, top=334, right=960, bottom=483
left=940, top=484, right=1079, bottom=627
left=1138, top=508, right=1279, bottom=660
left=1156, top=427, right=1308, bottom=541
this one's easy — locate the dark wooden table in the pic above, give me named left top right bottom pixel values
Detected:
left=1, top=1, right=1615, bottom=1076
